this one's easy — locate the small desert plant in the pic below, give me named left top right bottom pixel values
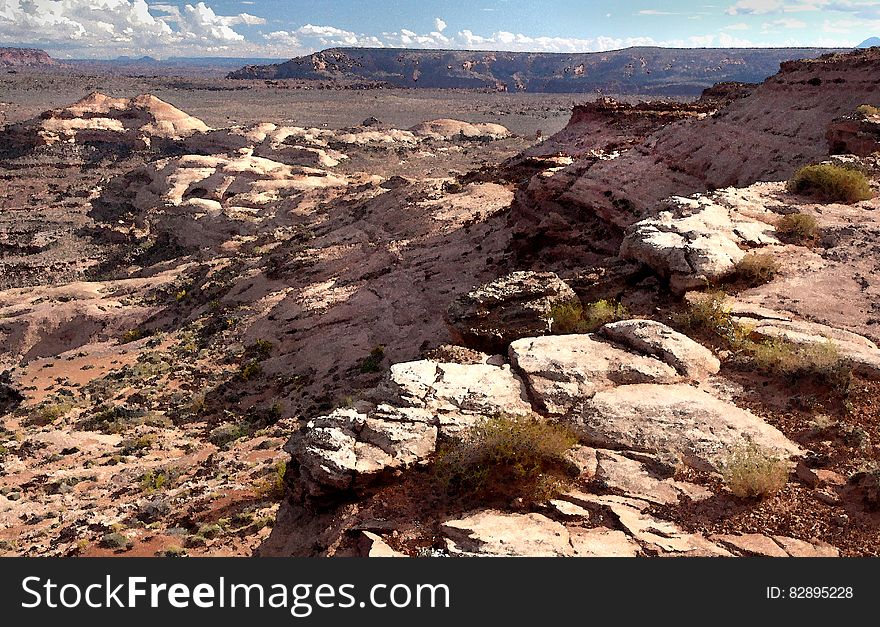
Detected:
left=682, top=290, right=736, bottom=337
left=120, top=433, right=156, bottom=455
left=776, top=212, right=819, bottom=241
left=733, top=252, right=780, bottom=286
left=120, top=328, right=146, bottom=344
left=856, top=104, right=880, bottom=117
left=721, top=442, right=789, bottom=499
left=157, top=545, right=186, bottom=557
left=434, top=414, right=579, bottom=504
left=29, top=402, right=73, bottom=426
left=787, top=164, right=873, bottom=203
left=139, top=469, right=177, bottom=493
left=746, top=337, right=851, bottom=392
left=256, top=460, right=287, bottom=500
left=549, top=298, right=628, bottom=334
left=79, top=404, right=147, bottom=434
left=250, top=338, right=274, bottom=360
left=208, top=422, right=252, bottom=448
left=359, top=346, right=386, bottom=373
left=99, top=532, right=133, bottom=551
left=443, top=180, right=464, bottom=194
left=238, top=360, right=262, bottom=381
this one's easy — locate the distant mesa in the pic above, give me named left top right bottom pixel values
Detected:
left=857, top=37, right=880, bottom=48
left=228, top=46, right=841, bottom=96
left=0, top=47, right=57, bottom=67
left=113, top=55, right=160, bottom=63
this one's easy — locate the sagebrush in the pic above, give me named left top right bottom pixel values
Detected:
left=549, top=298, right=628, bottom=334
left=434, top=414, right=579, bottom=504
left=722, top=442, right=789, bottom=499
left=787, top=164, right=873, bottom=203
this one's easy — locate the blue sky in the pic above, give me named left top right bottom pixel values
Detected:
left=1, top=0, right=878, bottom=58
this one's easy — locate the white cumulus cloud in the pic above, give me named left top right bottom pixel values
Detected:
left=0, top=0, right=268, bottom=56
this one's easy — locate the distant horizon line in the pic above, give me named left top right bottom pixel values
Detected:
left=1, top=42, right=862, bottom=62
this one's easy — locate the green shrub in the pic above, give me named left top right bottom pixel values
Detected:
left=140, top=469, right=177, bottom=493
left=787, top=164, right=873, bottom=203
left=856, top=104, right=880, bottom=117
left=776, top=213, right=819, bottom=241
left=746, top=337, right=851, bottom=391
left=549, top=298, right=628, bottom=334
left=197, top=523, right=224, bottom=540
left=359, top=346, right=386, bottom=373
left=250, top=339, right=274, bottom=360
left=256, top=460, right=287, bottom=500
left=99, top=532, right=133, bottom=551
left=208, top=422, right=251, bottom=448
left=120, top=433, right=156, bottom=455
left=120, top=328, right=146, bottom=344
left=238, top=360, right=262, bottom=381
left=29, top=402, right=73, bottom=426
left=721, top=442, right=789, bottom=499
left=733, top=252, right=780, bottom=286
left=434, top=414, right=579, bottom=504
left=79, top=404, right=147, bottom=434
left=157, top=545, right=186, bottom=557
left=683, top=290, right=733, bottom=335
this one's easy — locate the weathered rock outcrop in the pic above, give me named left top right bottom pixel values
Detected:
left=577, top=383, right=803, bottom=471
left=2, top=92, right=208, bottom=153
left=509, top=334, right=681, bottom=416
left=285, top=358, right=532, bottom=499
left=599, top=319, right=720, bottom=379
left=511, top=48, right=880, bottom=265
left=730, top=304, right=880, bottom=379
left=446, top=271, right=576, bottom=353
left=103, top=152, right=359, bottom=249
left=827, top=112, right=880, bottom=156
left=620, top=192, right=778, bottom=293
left=442, top=510, right=575, bottom=556
left=409, top=119, right=510, bottom=141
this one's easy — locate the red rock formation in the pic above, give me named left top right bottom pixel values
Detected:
left=510, top=48, right=880, bottom=265
left=827, top=114, right=880, bottom=156
left=0, top=47, right=56, bottom=67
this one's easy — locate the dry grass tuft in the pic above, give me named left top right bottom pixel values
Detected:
left=787, top=164, right=873, bottom=204
left=722, top=442, right=789, bottom=499
left=434, top=414, right=579, bottom=505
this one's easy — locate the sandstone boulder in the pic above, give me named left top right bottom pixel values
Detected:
left=604, top=500, right=732, bottom=556
left=599, top=319, right=720, bottom=379
left=569, top=528, right=641, bottom=557
left=285, top=405, right=438, bottom=498
left=827, top=113, right=880, bottom=156
left=410, top=119, right=510, bottom=141
left=620, top=194, right=777, bottom=293
left=380, top=360, right=533, bottom=434
left=509, top=334, right=680, bottom=416
left=442, top=510, right=573, bottom=556
left=593, top=450, right=713, bottom=505
left=288, top=359, right=533, bottom=498
left=577, top=383, right=802, bottom=471
left=446, top=271, right=577, bottom=353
